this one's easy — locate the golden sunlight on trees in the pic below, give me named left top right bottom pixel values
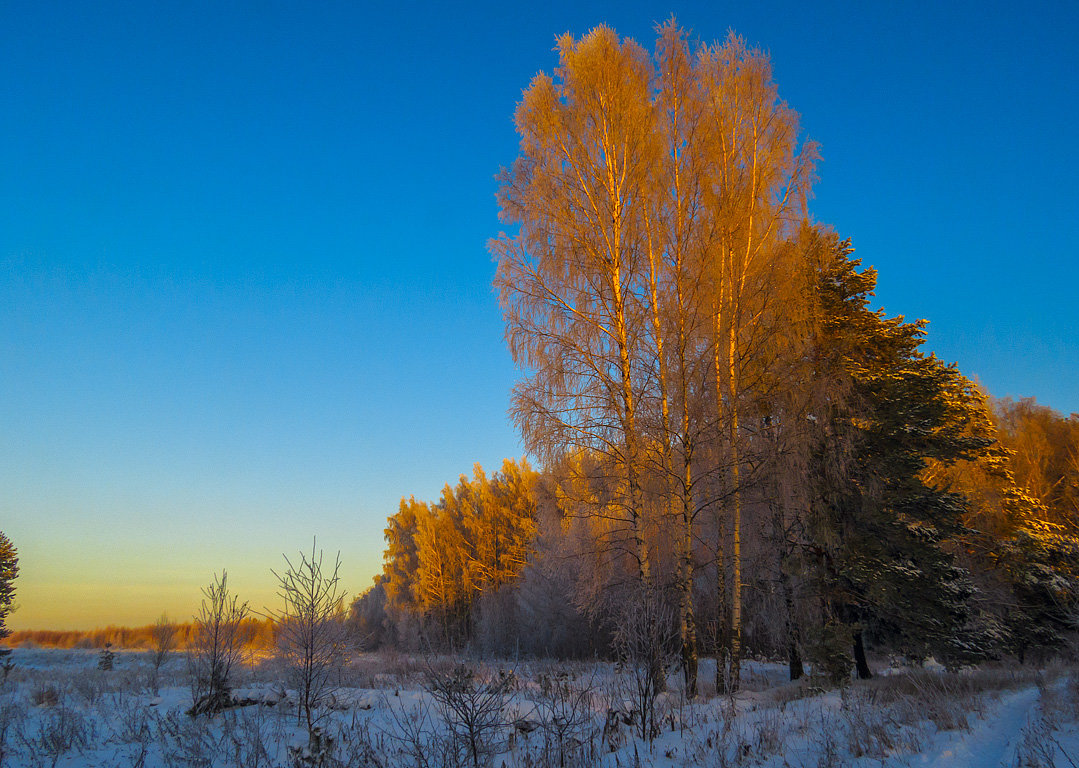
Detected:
left=147, top=613, right=177, bottom=696
left=492, top=26, right=659, bottom=597
left=363, top=21, right=1079, bottom=698
left=379, top=459, right=538, bottom=646
left=492, top=21, right=817, bottom=693
left=993, top=398, right=1079, bottom=535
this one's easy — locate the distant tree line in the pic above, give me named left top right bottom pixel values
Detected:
left=354, top=22, right=1079, bottom=692
left=1, top=618, right=275, bottom=651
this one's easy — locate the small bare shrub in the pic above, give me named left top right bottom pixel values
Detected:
left=287, top=726, right=338, bottom=768
left=840, top=688, right=896, bottom=759
left=1013, top=714, right=1060, bottom=768
left=768, top=680, right=824, bottom=709
left=272, top=541, right=349, bottom=734
left=425, top=663, right=512, bottom=768
left=220, top=706, right=277, bottom=768
left=810, top=711, right=844, bottom=768
left=1010, top=676, right=1079, bottom=768
left=106, top=697, right=154, bottom=768
left=156, top=709, right=217, bottom=767
left=31, top=682, right=60, bottom=707
left=188, top=571, right=250, bottom=716
left=378, top=694, right=443, bottom=768
left=70, top=670, right=108, bottom=705
left=335, top=713, right=385, bottom=767
left=20, top=702, right=92, bottom=768
left=610, top=587, right=678, bottom=742
left=895, top=674, right=971, bottom=732
left=148, top=613, right=177, bottom=696
left=752, top=708, right=783, bottom=760
left=0, top=696, right=26, bottom=767
left=531, top=669, right=595, bottom=768
left=0, top=649, right=13, bottom=687
left=106, top=695, right=150, bottom=744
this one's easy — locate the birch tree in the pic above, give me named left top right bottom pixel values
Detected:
left=495, top=22, right=818, bottom=693
left=493, top=26, right=660, bottom=589
left=648, top=19, right=713, bottom=697
left=188, top=571, right=249, bottom=716
left=697, top=33, right=817, bottom=691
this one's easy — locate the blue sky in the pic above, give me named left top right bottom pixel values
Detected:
left=2, top=1, right=1077, bottom=629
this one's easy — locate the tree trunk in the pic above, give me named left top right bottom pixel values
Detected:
left=853, top=630, right=872, bottom=680
left=711, top=294, right=733, bottom=695
left=727, top=321, right=743, bottom=694
left=779, top=558, right=803, bottom=681
left=713, top=537, right=730, bottom=695
left=645, top=220, right=678, bottom=698
left=789, top=640, right=804, bottom=682
left=676, top=311, right=698, bottom=697
left=679, top=478, right=699, bottom=696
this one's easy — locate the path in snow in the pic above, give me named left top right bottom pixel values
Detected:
left=917, top=686, right=1039, bottom=768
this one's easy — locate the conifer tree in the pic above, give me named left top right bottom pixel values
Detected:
left=925, top=400, right=1079, bottom=660
left=0, top=532, right=16, bottom=640
left=799, top=229, right=993, bottom=676
left=97, top=642, right=115, bottom=671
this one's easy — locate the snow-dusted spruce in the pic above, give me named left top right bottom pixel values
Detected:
left=0, top=532, right=17, bottom=642
left=97, top=642, right=114, bottom=671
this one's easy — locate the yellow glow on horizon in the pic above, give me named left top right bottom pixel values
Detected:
left=1, top=509, right=384, bottom=632
left=7, top=561, right=380, bottom=632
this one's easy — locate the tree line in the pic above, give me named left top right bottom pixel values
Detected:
left=356, top=21, right=1079, bottom=694
left=1, top=618, right=276, bottom=652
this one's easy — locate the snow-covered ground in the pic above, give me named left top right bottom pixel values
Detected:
left=0, top=647, right=1076, bottom=767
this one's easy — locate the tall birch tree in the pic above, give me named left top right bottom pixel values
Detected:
left=495, top=22, right=816, bottom=693
left=697, top=33, right=817, bottom=691
left=493, top=26, right=659, bottom=589
left=648, top=19, right=713, bottom=696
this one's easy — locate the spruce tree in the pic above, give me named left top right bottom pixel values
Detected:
left=98, top=642, right=115, bottom=671
left=997, top=513, right=1079, bottom=660
left=921, top=371, right=1079, bottom=660
left=800, top=229, right=991, bottom=676
left=0, top=532, right=17, bottom=640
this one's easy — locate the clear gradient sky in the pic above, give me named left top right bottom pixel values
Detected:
left=2, top=1, right=1077, bottom=630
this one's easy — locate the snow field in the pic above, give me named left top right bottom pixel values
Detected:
left=0, top=649, right=1076, bottom=767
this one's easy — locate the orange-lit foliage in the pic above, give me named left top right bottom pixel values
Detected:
left=368, top=21, right=1079, bottom=673
left=2, top=617, right=275, bottom=651
left=992, top=397, right=1079, bottom=535
left=381, top=459, right=538, bottom=634
left=492, top=20, right=819, bottom=691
